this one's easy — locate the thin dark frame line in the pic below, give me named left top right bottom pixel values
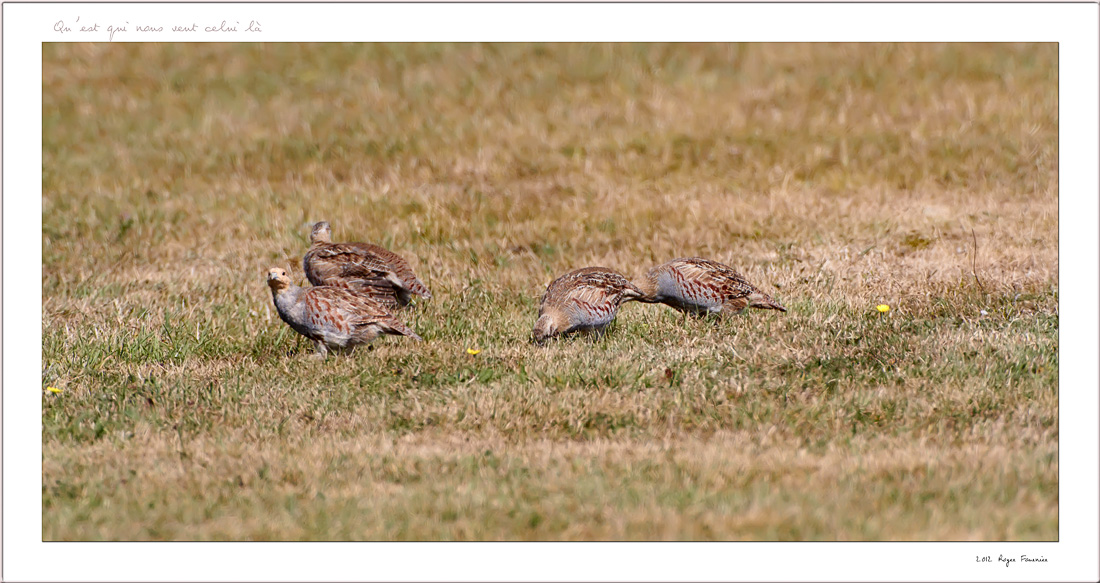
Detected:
left=16, top=7, right=1071, bottom=560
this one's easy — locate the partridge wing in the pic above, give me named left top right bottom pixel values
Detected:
left=362, top=244, right=433, bottom=300
left=674, top=258, right=758, bottom=301
left=335, top=290, right=422, bottom=341
left=317, top=244, right=394, bottom=281
left=300, top=287, right=356, bottom=338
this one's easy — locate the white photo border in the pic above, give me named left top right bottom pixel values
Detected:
left=5, top=2, right=1097, bottom=582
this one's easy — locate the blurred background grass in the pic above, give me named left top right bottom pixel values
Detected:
left=42, top=43, right=1057, bottom=541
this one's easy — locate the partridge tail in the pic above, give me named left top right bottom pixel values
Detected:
left=404, top=276, right=433, bottom=300
left=749, top=291, right=787, bottom=312
left=622, top=282, right=660, bottom=304
left=379, top=318, right=423, bottom=341
left=626, top=288, right=661, bottom=303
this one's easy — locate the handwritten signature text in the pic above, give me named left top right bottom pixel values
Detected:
left=976, top=555, right=1049, bottom=568
left=53, top=16, right=261, bottom=41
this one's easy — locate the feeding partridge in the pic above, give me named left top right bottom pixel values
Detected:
left=532, top=266, right=653, bottom=343
left=266, top=267, right=421, bottom=358
left=303, top=221, right=432, bottom=310
left=638, top=257, right=786, bottom=317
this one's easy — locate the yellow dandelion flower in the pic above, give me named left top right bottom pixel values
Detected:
left=466, top=348, right=481, bottom=355
left=46, top=387, right=62, bottom=394
left=876, top=304, right=890, bottom=313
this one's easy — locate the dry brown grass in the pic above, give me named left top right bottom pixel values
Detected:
left=42, top=43, right=1057, bottom=540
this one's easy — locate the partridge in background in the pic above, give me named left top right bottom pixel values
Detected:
left=303, top=221, right=432, bottom=310
left=266, top=267, right=422, bottom=358
left=637, top=257, right=786, bottom=317
left=532, top=266, right=653, bottom=343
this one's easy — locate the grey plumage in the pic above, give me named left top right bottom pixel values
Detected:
left=532, top=266, right=653, bottom=343
left=303, top=221, right=432, bottom=310
left=637, top=257, right=786, bottom=316
left=267, top=267, right=421, bottom=358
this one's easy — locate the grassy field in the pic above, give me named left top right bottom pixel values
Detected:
left=41, top=43, right=1058, bottom=541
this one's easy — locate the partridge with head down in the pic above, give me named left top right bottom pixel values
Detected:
left=637, top=257, right=786, bottom=317
left=532, top=266, right=653, bottom=343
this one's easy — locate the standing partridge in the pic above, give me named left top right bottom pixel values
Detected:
left=303, top=221, right=432, bottom=310
left=266, top=267, right=422, bottom=358
left=638, top=257, right=786, bottom=317
left=532, top=266, right=653, bottom=343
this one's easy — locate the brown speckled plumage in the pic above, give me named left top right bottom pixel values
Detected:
left=532, top=266, right=653, bottom=343
left=266, top=267, right=422, bottom=358
left=303, top=221, right=432, bottom=310
left=638, top=257, right=786, bottom=316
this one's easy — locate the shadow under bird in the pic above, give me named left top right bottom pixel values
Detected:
left=637, top=257, right=786, bottom=317
left=266, top=267, right=422, bottom=358
left=532, top=266, right=655, bottom=344
left=303, top=220, right=432, bottom=310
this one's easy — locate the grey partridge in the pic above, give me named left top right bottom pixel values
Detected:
left=303, top=221, right=432, bottom=310
left=637, top=257, right=786, bottom=317
left=266, top=267, right=422, bottom=357
left=532, top=266, right=653, bottom=343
